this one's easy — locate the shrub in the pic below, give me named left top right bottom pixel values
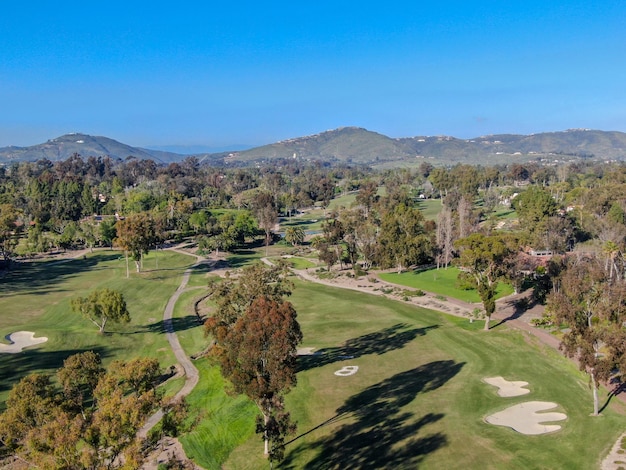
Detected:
left=531, top=315, right=555, bottom=328
left=455, top=271, right=476, bottom=291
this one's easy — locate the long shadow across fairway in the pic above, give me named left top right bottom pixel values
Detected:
left=138, top=315, right=204, bottom=335
left=0, top=253, right=121, bottom=297
left=282, top=360, right=464, bottom=469
left=0, top=346, right=113, bottom=398
left=297, top=323, right=439, bottom=372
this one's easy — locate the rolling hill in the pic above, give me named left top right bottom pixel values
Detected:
left=2, top=128, right=626, bottom=167
left=0, top=133, right=185, bottom=164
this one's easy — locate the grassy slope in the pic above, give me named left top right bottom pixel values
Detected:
left=223, top=280, right=624, bottom=470
left=379, top=266, right=514, bottom=303
left=0, top=250, right=193, bottom=405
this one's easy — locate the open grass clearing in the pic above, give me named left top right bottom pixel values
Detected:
left=416, top=198, right=443, bottom=221
left=379, top=266, right=514, bottom=303
left=0, top=249, right=194, bottom=406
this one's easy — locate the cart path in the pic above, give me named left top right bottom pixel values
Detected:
left=137, top=252, right=208, bottom=450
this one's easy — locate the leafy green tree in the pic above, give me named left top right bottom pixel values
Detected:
left=71, top=288, right=130, bottom=334
left=0, top=374, right=56, bottom=451
left=189, top=209, right=210, bottom=234
left=284, top=226, right=305, bottom=247
left=253, top=191, right=278, bottom=255
left=354, top=180, right=378, bottom=216
left=115, top=212, right=156, bottom=275
left=79, top=218, right=100, bottom=252
left=377, top=203, right=434, bottom=272
left=455, top=233, right=515, bottom=330
left=0, top=203, right=21, bottom=265
left=204, top=262, right=293, bottom=334
left=57, top=351, right=105, bottom=413
left=512, top=186, right=557, bottom=229
left=80, top=183, right=98, bottom=217
left=316, top=240, right=340, bottom=271
left=99, top=218, right=117, bottom=249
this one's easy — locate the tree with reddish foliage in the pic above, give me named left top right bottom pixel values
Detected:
left=207, top=296, right=302, bottom=463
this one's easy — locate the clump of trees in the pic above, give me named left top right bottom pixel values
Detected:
left=204, top=263, right=302, bottom=464
left=0, top=352, right=162, bottom=469
left=546, top=255, right=626, bottom=415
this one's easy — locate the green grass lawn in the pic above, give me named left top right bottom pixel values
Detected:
left=0, top=249, right=195, bottom=406
left=220, top=280, right=625, bottom=469
left=416, top=198, right=443, bottom=221
left=5, top=247, right=624, bottom=469
left=379, top=266, right=514, bottom=303
left=279, top=209, right=326, bottom=234
left=170, top=276, right=260, bottom=470
left=327, top=192, right=357, bottom=211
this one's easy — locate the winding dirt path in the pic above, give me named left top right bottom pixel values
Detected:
left=139, top=249, right=210, bottom=469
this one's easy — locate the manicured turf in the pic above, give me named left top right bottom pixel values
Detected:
left=0, top=250, right=194, bottom=406
left=416, top=198, right=443, bottom=221
left=4, top=249, right=624, bottom=469
left=221, top=280, right=624, bottom=469
left=379, top=266, right=514, bottom=303
left=170, top=282, right=259, bottom=470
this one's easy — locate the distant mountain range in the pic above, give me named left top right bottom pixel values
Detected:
left=2, top=128, right=626, bottom=167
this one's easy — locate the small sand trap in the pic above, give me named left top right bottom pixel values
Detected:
left=335, top=366, right=358, bottom=376
left=484, top=376, right=530, bottom=397
left=485, top=401, right=567, bottom=435
left=0, top=331, right=48, bottom=354
left=297, top=347, right=317, bottom=356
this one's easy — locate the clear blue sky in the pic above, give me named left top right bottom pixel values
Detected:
left=1, top=1, right=625, bottom=149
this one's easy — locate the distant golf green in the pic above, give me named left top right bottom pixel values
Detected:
left=379, top=266, right=514, bottom=303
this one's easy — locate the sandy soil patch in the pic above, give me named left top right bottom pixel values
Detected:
left=483, top=376, right=530, bottom=397
left=297, top=347, right=317, bottom=356
left=485, top=401, right=567, bottom=435
left=0, top=331, right=48, bottom=353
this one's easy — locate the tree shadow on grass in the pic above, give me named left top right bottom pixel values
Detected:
left=297, top=323, right=439, bottom=372
left=138, top=315, right=204, bottom=335
left=491, top=293, right=539, bottom=330
left=0, top=346, right=113, bottom=398
left=226, top=250, right=259, bottom=269
left=282, top=360, right=464, bottom=469
left=0, top=253, right=121, bottom=297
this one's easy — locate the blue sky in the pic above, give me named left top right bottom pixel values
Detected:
left=1, top=1, right=625, bottom=149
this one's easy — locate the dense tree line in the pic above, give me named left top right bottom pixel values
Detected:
left=5, top=153, right=626, bottom=418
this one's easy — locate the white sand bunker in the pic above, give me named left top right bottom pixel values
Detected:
left=297, top=347, right=317, bottom=356
left=484, top=376, right=530, bottom=397
left=0, top=331, right=48, bottom=354
left=486, top=401, right=567, bottom=435
left=335, top=366, right=359, bottom=376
